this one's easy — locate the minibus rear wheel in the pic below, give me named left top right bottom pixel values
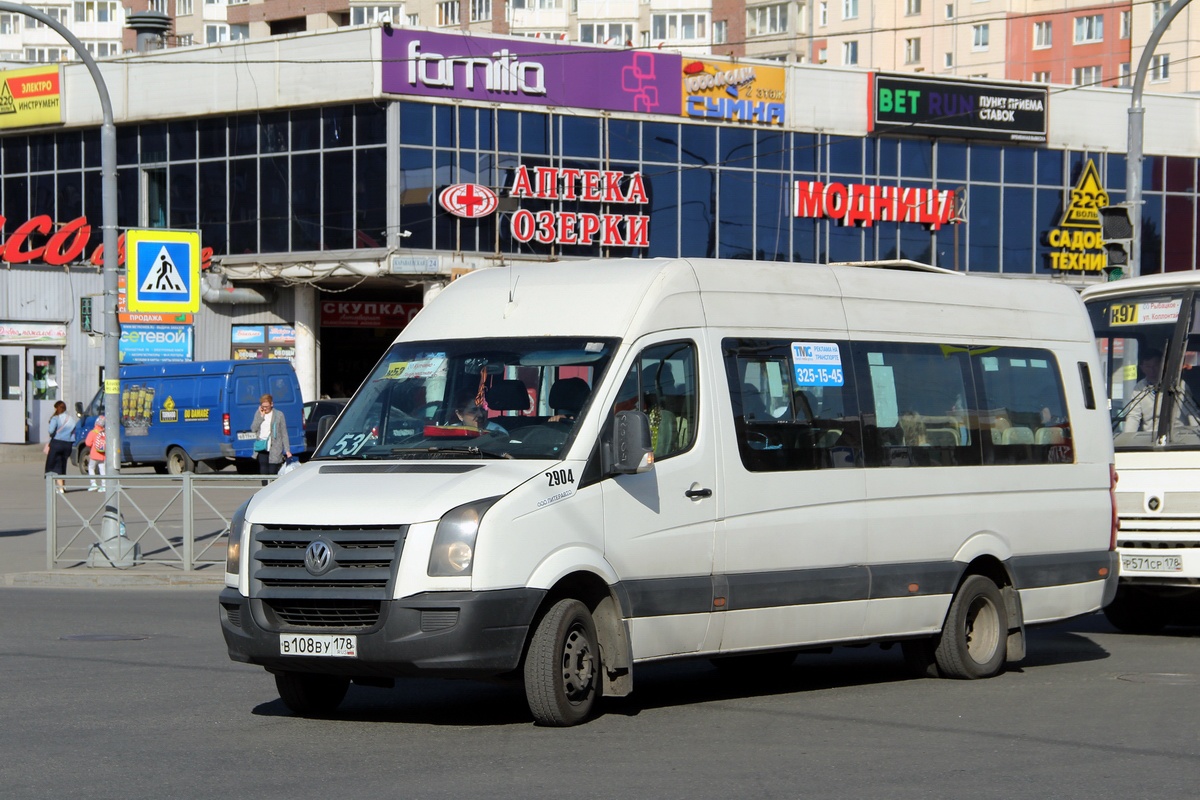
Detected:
left=274, top=672, right=349, bottom=716
left=165, top=446, right=194, bottom=474
left=934, top=575, right=1006, bottom=679
left=524, top=598, right=600, bottom=726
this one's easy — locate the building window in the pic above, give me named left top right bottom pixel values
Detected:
left=24, top=47, right=70, bottom=61
left=407, top=13, right=419, bottom=24
left=1151, top=54, right=1169, bottom=82
left=713, top=20, right=726, bottom=43
left=904, top=37, right=920, bottom=64
left=580, top=21, right=633, bottom=44
left=1033, top=21, right=1051, bottom=49
left=944, top=51, right=953, bottom=68
left=176, top=0, right=193, bottom=14
left=470, top=0, right=491, bottom=22
left=27, top=7, right=69, bottom=27
left=205, top=23, right=228, bottom=42
left=972, top=23, right=988, bottom=50
left=1118, top=62, right=1131, bottom=87
left=944, top=3, right=952, bottom=19
left=1074, top=14, right=1103, bottom=44
left=149, top=0, right=167, bottom=12
left=351, top=5, right=403, bottom=25
left=842, top=0, right=858, bottom=21
left=818, top=1, right=827, bottom=26
left=1152, top=1, right=1169, bottom=25
left=177, top=33, right=193, bottom=45
left=0, top=12, right=21, bottom=33
left=84, top=41, right=119, bottom=57
left=437, top=1, right=459, bottom=25
left=74, top=1, right=120, bottom=22
left=1072, top=65, right=1101, bottom=86
left=651, top=12, right=708, bottom=42
left=843, top=40, right=858, bottom=65
left=1032, top=71, right=1051, bottom=83
left=905, top=0, right=920, bottom=15
left=1120, top=10, right=1131, bottom=39
left=747, top=3, right=788, bottom=37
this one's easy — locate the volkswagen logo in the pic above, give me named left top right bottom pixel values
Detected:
left=304, top=540, right=334, bottom=576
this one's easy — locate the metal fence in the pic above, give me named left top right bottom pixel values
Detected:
left=46, top=473, right=269, bottom=572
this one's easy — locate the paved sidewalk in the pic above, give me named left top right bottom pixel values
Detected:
left=0, top=448, right=225, bottom=588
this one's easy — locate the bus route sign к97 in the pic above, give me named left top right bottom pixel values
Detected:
left=870, top=73, right=1048, bottom=143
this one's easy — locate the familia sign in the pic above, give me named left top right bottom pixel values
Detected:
left=381, top=28, right=681, bottom=115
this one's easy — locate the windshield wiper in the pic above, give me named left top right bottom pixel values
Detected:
left=390, top=446, right=510, bottom=459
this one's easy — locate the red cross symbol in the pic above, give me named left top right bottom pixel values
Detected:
left=439, top=183, right=499, bottom=219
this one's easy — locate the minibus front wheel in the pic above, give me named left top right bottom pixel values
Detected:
left=934, top=575, right=1007, bottom=679
left=523, top=598, right=600, bottom=726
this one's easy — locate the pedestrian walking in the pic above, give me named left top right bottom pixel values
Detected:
left=250, top=394, right=291, bottom=477
left=43, top=400, right=76, bottom=493
left=84, top=416, right=107, bottom=491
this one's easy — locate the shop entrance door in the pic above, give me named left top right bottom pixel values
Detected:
left=28, top=349, right=63, bottom=443
left=0, top=347, right=25, bottom=443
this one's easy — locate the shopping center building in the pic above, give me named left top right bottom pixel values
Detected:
left=1, top=24, right=1197, bottom=443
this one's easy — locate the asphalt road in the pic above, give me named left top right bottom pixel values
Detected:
left=1, top=586, right=1197, bottom=800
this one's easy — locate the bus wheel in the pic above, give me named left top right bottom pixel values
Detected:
left=524, top=598, right=600, bottom=726
left=934, top=575, right=1007, bottom=679
left=1103, top=587, right=1168, bottom=634
left=274, top=672, right=349, bottom=716
left=165, top=447, right=194, bottom=474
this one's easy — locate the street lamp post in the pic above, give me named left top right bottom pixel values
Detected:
left=0, top=2, right=121, bottom=539
left=1126, top=0, right=1190, bottom=278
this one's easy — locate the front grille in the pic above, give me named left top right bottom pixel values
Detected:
left=252, top=524, right=406, bottom=591
left=250, top=524, right=406, bottom=630
left=267, top=600, right=381, bottom=629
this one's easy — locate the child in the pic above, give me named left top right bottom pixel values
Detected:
left=84, top=416, right=106, bottom=491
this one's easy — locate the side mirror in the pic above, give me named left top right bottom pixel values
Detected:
left=315, top=414, right=335, bottom=449
left=601, top=410, right=655, bottom=475
left=74, top=401, right=84, bottom=417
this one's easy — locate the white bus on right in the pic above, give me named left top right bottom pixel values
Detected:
left=1083, top=274, right=1200, bottom=633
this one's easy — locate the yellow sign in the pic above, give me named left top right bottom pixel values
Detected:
left=184, top=408, right=209, bottom=421
left=159, top=395, right=179, bottom=423
left=681, top=59, right=786, bottom=126
left=1045, top=159, right=1108, bottom=273
left=0, top=66, right=62, bottom=129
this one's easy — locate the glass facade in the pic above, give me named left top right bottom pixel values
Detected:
left=1, top=98, right=1195, bottom=275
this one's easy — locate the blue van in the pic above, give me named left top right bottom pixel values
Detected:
left=74, top=360, right=305, bottom=474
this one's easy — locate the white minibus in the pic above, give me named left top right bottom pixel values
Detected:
left=1082, top=273, right=1200, bottom=632
left=221, top=258, right=1117, bottom=726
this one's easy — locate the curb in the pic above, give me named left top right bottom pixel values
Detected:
left=3, top=570, right=224, bottom=588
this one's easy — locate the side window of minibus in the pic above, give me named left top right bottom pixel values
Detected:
left=610, top=342, right=698, bottom=460
left=850, top=342, right=980, bottom=468
left=721, top=338, right=861, bottom=472
left=974, top=348, right=1073, bottom=465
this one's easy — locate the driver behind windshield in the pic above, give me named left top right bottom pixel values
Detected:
left=454, top=392, right=508, bottom=435
left=1124, top=347, right=1200, bottom=432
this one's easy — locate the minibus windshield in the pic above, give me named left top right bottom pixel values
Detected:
left=1087, top=291, right=1200, bottom=449
left=313, top=337, right=618, bottom=461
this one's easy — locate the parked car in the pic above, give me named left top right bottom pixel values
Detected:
left=298, top=398, right=348, bottom=461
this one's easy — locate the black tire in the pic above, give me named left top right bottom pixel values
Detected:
left=76, top=445, right=91, bottom=475
left=274, top=672, right=350, bottom=716
left=933, top=575, right=1007, bottom=679
left=165, top=446, right=194, bottom=475
left=152, top=464, right=169, bottom=474
left=1103, top=587, right=1169, bottom=634
left=523, top=598, right=600, bottom=727
left=234, top=458, right=258, bottom=475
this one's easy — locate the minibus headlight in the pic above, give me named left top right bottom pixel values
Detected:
left=428, top=497, right=500, bottom=577
left=226, top=500, right=251, bottom=576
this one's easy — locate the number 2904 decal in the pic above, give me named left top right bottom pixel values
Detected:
left=546, top=468, right=574, bottom=487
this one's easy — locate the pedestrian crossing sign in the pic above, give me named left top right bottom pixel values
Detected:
left=125, top=229, right=201, bottom=313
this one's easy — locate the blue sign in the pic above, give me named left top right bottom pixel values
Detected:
left=125, top=229, right=201, bottom=313
left=791, top=341, right=845, bottom=387
left=119, top=324, right=194, bottom=364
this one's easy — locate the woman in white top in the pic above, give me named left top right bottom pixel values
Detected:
left=250, top=394, right=292, bottom=475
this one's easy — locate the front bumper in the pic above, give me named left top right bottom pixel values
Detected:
left=219, top=586, right=546, bottom=679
